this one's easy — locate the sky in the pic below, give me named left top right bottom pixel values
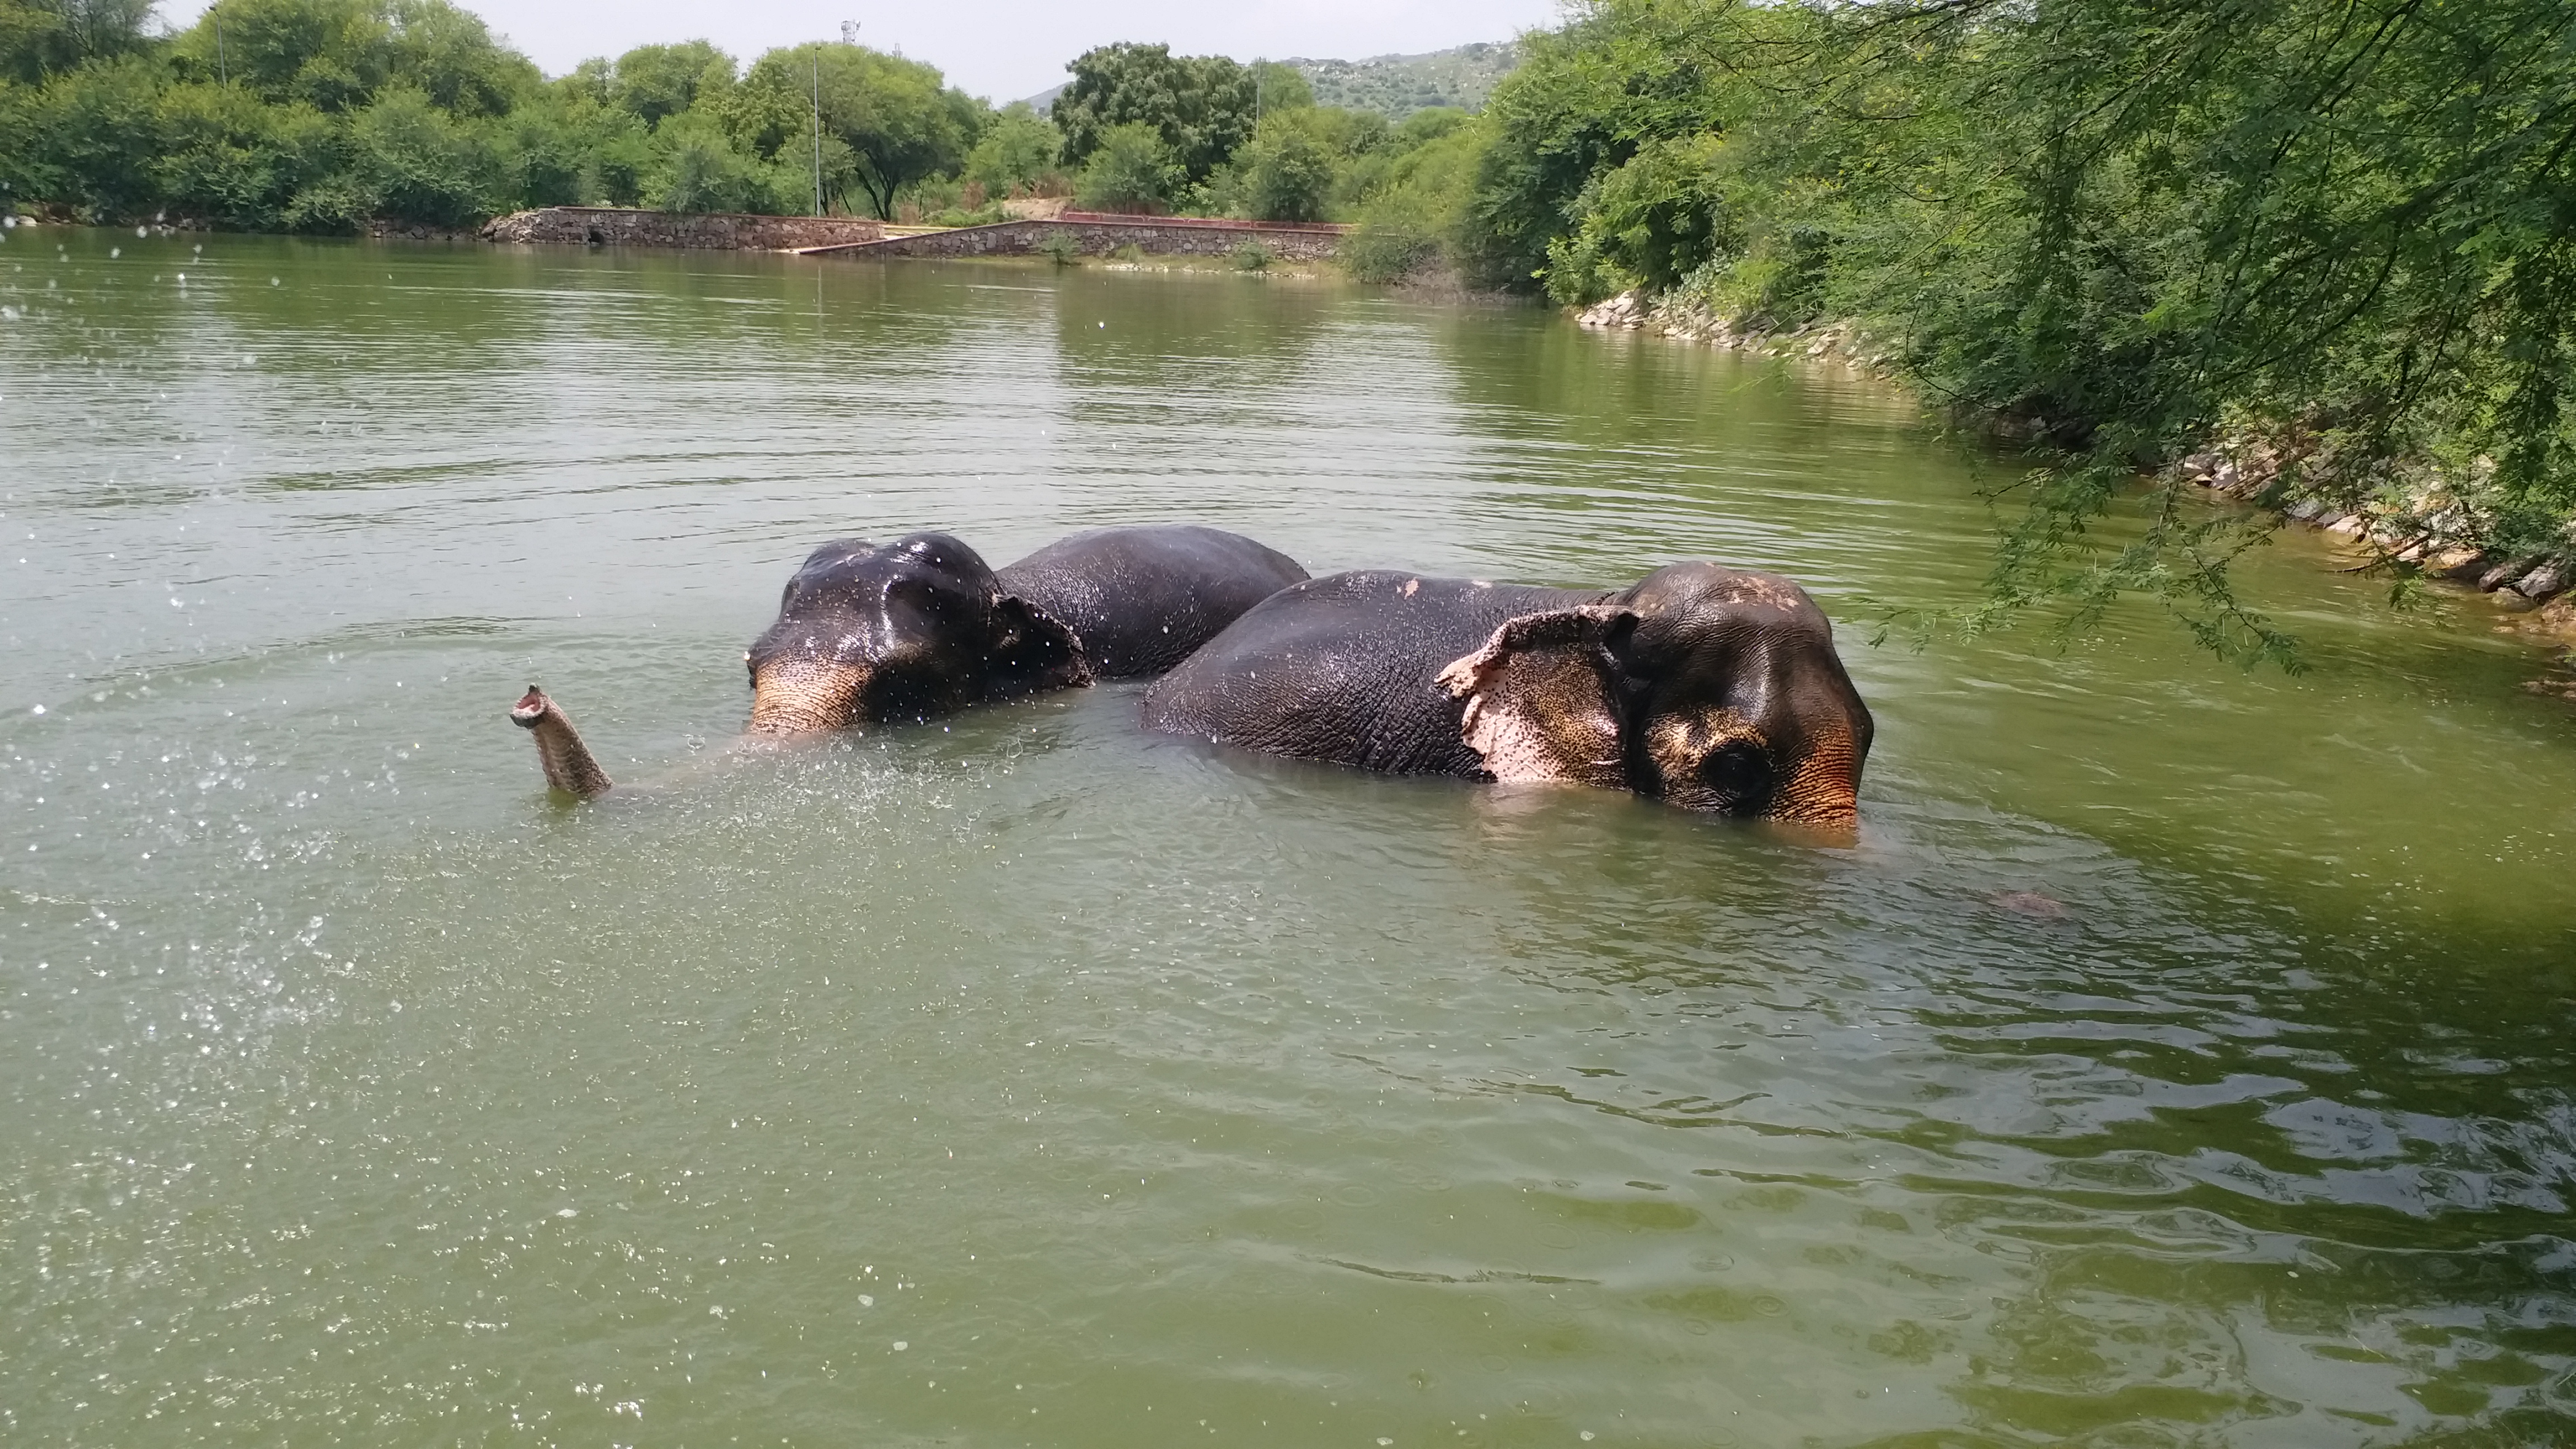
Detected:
left=151, top=0, right=1569, bottom=103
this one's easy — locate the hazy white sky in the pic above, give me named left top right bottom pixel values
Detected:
left=151, top=1, right=1568, bottom=103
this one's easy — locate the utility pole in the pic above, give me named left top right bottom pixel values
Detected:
left=811, top=45, right=825, bottom=217
left=216, top=12, right=227, bottom=85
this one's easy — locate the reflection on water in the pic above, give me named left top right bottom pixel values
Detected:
left=1, top=230, right=2571, bottom=1446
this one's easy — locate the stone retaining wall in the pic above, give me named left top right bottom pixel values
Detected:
left=809, top=216, right=1347, bottom=262
left=480, top=207, right=886, bottom=250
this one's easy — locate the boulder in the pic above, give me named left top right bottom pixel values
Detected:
left=2479, top=556, right=2539, bottom=591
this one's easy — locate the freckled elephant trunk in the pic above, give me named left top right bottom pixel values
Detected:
left=510, top=686, right=614, bottom=799
left=1770, top=724, right=1866, bottom=834
left=745, top=660, right=868, bottom=736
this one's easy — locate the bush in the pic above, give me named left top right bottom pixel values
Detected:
left=25, top=54, right=166, bottom=217
left=1341, top=113, right=1482, bottom=284
left=964, top=101, right=1059, bottom=197
left=1237, top=111, right=1335, bottom=222
left=1074, top=121, right=1176, bottom=214
left=1539, top=132, right=1734, bottom=305
left=645, top=111, right=775, bottom=213
left=348, top=84, right=497, bottom=225
left=151, top=80, right=320, bottom=226
left=1231, top=238, right=1272, bottom=271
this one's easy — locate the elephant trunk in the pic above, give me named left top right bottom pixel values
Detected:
left=510, top=685, right=614, bottom=799
left=1770, top=730, right=1863, bottom=832
left=746, top=660, right=867, bottom=736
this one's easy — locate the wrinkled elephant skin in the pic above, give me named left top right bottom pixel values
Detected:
left=1140, top=564, right=1873, bottom=828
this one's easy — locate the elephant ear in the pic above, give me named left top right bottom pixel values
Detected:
left=986, top=593, right=1094, bottom=696
left=1433, top=606, right=1639, bottom=788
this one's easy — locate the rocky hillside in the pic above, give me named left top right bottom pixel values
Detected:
left=1284, top=42, right=1521, bottom=119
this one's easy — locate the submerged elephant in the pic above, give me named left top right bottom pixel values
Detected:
left=1139, top=563, right=1873, bottom=827
left=514, top=524, right=1308, bottom=797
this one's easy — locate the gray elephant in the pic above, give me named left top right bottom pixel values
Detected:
left=1139, top=562, right=1873, bottom=827
left=514, top=524, right=1308, bottom=797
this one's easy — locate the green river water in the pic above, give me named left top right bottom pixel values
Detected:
left=3, top=229, right=2573, bottom=1447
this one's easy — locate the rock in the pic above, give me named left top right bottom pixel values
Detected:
left=2479, top=556, right=2537, bottom=591
left=2286, top=499, right=2326, bottom=520
left=2515, top=561, right=2568, bottom=599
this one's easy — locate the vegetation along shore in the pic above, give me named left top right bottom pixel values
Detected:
left=7, top=0, right=2575, bottom=671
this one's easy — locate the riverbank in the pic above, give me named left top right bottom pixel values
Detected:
left=1575, top=288, right=2576, bottom=666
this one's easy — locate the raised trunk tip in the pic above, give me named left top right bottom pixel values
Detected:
left=509, top=684, right=614, bottom=799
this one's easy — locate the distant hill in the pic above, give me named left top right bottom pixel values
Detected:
left=1018, top=41, right=1520, bottom=120
left=1285, top=42, right=1521, bottom=120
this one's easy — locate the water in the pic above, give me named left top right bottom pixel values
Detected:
left=3, top=229, right=2572, bottom=1447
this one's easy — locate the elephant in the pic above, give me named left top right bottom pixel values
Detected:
left=513, top=524, right=1309, bottom=798
left=1138, top=562, right=1873, bottom=828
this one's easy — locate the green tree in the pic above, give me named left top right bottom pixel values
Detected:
left=1, top=0, right=152, bottom=84
left=347, top=82, right=498, bottom=224
left=174, top=0, right=532, bottom=116
left=1248, top=59, right=1311, bottom=115
left=610, top=39, right=729, bottom=128
left=151, top=80, right=327, bottom=226
left=646, top=109, right=779, bottom=213
left=1053, top=41, right=1255, bottom=183
left=964, top=100, right=1059, bottom=196
left=1343, top=112, right=1485, bottom=283
left=1073, top=120, right=1177, bottom=214
left=1237, top=110, right=1337, bottom=222
left=726, top=42, right=977, bottom=218
left=21, top=53, right=165, bottom=216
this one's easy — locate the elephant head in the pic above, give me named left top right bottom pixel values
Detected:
left=744, top=531, right=1090, bottom=735
left=1434, top=563, right=1873, bottom=827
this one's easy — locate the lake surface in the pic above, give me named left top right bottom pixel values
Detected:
left=4, top=228, right=2572, bottom=1447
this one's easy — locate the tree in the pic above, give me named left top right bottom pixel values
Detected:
left=1053, top=41, right=1255, bottom=183
left=726, top=42, right=977, bottom=218
left=611, top=40, right=729, bottom=129
left=1238, top=110, right=1337, bottom=222
left=1073, top=120, right=1177, bottom=214
left=646, top=110, right=778, bottom=213
left=964, top=100, right=1059, bottom=196
left=174, top=0, right=532, bottom=116
left=348, top=82, right=498, bottom=224
left=1248, top=59, right=1311, bottom=115
left=1, top=0, right=152, bottom=84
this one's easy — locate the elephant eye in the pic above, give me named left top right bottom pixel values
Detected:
left=1701, top=742, right=1773, bottom=812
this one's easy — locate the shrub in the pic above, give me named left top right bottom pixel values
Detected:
left=964, top=101, right=1059, bottom=198
left=1341, top=113, right=1482, bottom=285
left=645, top=111, right=775, bottom=213
left=1073, top=121, right=1176, bottom=214
left=348, top=84, right=498, bottom=225
left=1238, top=112, right=1335, bottom=222
left=1231, top=238, right=1272, bottom=271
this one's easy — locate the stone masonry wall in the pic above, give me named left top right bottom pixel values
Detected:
left=815, top=216, right=1347, bottom=262
left=480, top=208, right=886, bottom=250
